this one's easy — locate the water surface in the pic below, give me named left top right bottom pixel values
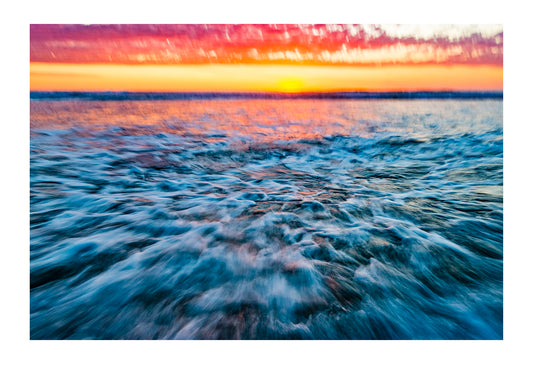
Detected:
left=30, top=98, right=503, bottom=339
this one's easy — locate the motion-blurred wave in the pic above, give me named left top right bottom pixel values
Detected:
left=30, top=98, right=503, bottom=339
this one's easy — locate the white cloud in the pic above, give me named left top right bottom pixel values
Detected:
left=377, top=24, right=503, bottom=40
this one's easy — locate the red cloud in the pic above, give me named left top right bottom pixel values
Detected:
left=30, top=24, right=503, bottom=66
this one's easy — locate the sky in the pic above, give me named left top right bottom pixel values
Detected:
left=30, top=24, right=503, bottom=92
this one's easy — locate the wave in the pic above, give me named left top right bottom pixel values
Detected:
left=30, top=98, right=503, bottom=339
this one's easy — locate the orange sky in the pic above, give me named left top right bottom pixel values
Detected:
left=30, top=25, right=503, bottom=92
left=30, top=62, right=503, bottom=92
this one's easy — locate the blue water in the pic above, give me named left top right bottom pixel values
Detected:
left=30, top=98, right=503, bottom=339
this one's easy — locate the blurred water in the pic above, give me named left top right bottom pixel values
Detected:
left=30, top=98, right=503, bottom=339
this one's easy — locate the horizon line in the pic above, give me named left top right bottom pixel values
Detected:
left=30, top=90, right=503, bottom=101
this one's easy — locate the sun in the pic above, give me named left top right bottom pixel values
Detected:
left=277, top=77, right=305, bottom=93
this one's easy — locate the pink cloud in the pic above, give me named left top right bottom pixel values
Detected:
left=30, top=24, right=503, bottom=66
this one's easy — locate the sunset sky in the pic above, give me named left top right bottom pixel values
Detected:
left=30, top=24, right=503, bottom=92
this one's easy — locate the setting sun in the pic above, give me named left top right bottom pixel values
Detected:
left=277, top=77, right=305, bottom=92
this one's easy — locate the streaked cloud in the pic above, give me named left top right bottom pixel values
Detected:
left=30, top=24, right=503, bottom=66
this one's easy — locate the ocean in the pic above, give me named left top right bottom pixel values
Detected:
left=30, top=94, right=503, bottom=339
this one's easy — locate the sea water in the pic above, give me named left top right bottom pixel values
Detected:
left=30, top=97, right=503, bottom=339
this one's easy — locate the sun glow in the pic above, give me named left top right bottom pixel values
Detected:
left=30, top=63, right=503, bottom=92
left=277, top=77, right=305, bottom=93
